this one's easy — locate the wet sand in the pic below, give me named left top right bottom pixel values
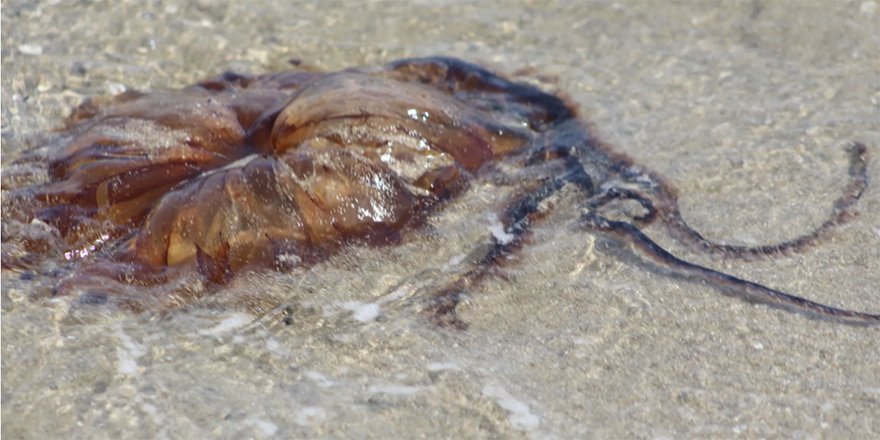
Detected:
left=3, top=1, right=879, bottom=438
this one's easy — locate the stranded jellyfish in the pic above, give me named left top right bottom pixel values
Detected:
left=2, top=57, right=877, bottom=326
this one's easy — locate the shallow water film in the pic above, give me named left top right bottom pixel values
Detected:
left=3, top=1, right=879, bottom=438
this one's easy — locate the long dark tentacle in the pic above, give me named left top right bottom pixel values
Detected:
left=580, top=213, right=880, bottom=326
left=652, top=143, right=868, bottom=258
left=425, top=157, right=591, bottom=327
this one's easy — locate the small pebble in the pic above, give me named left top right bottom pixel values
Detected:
left=18, top=44, right=43, bottom=56
left=107, top=83, right=127, bottom=95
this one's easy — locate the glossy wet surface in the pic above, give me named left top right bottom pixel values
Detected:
left=3, top=57, right=570, bottom=306
left=3, top=1, right=879, bottom=438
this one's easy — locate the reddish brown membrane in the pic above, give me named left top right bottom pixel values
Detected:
left=2, top=57, right=877, bottom=326
left=1, top=58, right=559, bottom=290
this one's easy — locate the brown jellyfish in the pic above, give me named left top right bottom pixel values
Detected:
left=2, top=57, right=877, bottom=326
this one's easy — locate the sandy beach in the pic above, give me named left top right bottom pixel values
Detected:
left=3, top=1, right=879, bottom=438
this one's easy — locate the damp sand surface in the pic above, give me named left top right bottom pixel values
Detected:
left=2, top=1, right=879, bottom=438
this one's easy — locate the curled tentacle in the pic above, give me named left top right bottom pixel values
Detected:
left=586, top=187, right=657, bottom=225
left=580, top=213, right=880, bottom=326
left=646, top=143, right=868, bottom=258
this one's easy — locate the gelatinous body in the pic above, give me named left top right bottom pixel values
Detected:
left=5, top=60, right=549, bottom=277
left=1, top=57, right=877, bottom=326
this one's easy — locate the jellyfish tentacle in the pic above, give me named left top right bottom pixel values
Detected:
left=648, top=142, right=868, bottom=258
left=425, top=157, right=586, bottom=327
left=579, top=212, right=880, bottom=326
left=585, top=186, right=658, bottom=225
